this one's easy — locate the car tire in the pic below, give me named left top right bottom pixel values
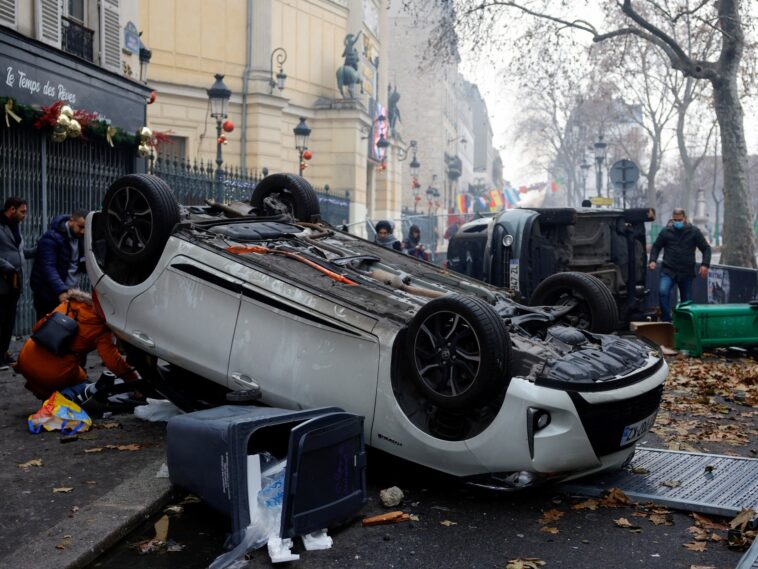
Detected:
left=406, top=294, right=511, bottom=409
left=529, top=272, right=619, bottom=333
left=103, top=174, right=180, bottom=265
left=251, top=173, right=321, bottom=222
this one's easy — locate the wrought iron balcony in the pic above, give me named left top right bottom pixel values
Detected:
left=61, top=16, right=94, bottom=63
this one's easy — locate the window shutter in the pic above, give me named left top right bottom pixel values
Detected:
left=35, top=0, right=61, bottom=48
left=0, top=0, right=17, bottom=29
left=100, top=0, right=121, bottom=72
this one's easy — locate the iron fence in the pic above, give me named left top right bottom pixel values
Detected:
left=0, top=122, right=133, bottom=335
left=313, top=188, right=350, bottom=227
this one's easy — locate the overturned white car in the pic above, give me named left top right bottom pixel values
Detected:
left=85, top=173, right=667, bottom=489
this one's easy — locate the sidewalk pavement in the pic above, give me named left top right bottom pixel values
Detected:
left=0, top=343, right=174, bottom=569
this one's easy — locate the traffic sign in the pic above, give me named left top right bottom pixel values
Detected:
left=610, top=159, right=640, bottom=190
left=590, top=197, right=613, bottom=206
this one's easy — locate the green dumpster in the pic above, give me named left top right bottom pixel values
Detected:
left=673, top=300, right=758, bottom=356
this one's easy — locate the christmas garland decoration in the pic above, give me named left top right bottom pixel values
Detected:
left=0, top=96, right=171, bottom=154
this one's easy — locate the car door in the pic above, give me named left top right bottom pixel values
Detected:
left=228, top=278, right=380, bottom=430
left=125, top=255, right=242, bottom=386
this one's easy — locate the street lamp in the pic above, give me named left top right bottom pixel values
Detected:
left=293, top=117, right=311, bottom=176
left=579, top=158, right=591, bottom=201
left=207, top=73, right=232, bottom=202
left=269, top=47, right=288, bottom=93
left=593, top=133, right=608, bottom=198
left=138, top=35, right=151, bottom=83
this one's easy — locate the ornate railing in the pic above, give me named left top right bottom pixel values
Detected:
left=61, top=16, right=94, bottom=63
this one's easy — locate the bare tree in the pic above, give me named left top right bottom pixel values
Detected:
left=427, top=0, right=756, bottom=267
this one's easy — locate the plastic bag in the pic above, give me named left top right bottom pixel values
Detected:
left=134, top=398, right=182, bottom=422
left=209, top=455, right=290, bottom=569
left=27, top=391, right=92, bottom=434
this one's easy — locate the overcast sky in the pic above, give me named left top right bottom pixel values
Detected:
left=457, top=4, right=758, bottom=186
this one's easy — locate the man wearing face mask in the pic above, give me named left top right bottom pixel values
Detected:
left=648, top=208, right=711, bottom=322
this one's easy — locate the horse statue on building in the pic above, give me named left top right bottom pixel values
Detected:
left=336, top=32, right=362, bottom=99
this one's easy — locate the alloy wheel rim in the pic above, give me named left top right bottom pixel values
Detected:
left=106, top=186, right=154, bottom=255
left=413, top=310, right=482, bottom=399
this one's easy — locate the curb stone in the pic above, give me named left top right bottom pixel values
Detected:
left=2, top=458, right=175, bottom=569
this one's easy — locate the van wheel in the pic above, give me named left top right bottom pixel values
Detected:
left=251, top=173, right=321, bottom=222
left=103, top=174, right=179, bottom=265
left=406, top=295, right=511, bottom=409
left=529, top=272, right=619, bottom=333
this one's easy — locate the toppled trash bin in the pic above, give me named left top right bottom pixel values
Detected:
left=673, top=300, right=758, bottom=356
left=166, top=405, right=367, bottom=564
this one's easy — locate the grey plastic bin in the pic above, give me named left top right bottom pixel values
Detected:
left=166, top=405, right=367, bottom=546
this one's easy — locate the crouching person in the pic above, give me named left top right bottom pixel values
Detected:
left=15, top=290, right=138, bottom=402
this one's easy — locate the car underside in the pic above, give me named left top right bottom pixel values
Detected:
left=85, top=173, right=668, bottom=488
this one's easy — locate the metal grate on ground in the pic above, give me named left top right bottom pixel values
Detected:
left=560, top=447, right=758, bottom=518
left=736, top=536, right=758, bottom=569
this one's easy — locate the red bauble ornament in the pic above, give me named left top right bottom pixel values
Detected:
left=147, top=91, right=157, bottom=104
left=222, top=120, right=234, bottom=133
left=217, top=135, right=227, bottom=145
left=302, top=150, right=313, bottom=160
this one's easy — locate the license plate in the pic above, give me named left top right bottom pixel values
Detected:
left=620, top=411, right=658, bottom=446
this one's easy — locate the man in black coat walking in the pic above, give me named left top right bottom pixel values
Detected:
left=0, top=197, right=34, bottom=368
left=648, top=208, right=711, bottom=322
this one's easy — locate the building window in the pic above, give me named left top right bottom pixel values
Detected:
left=160, top=136, right=188, bottom=162
left=67, top=0, right=84, bottom=22
left=61, top=15, right=94, bottom=62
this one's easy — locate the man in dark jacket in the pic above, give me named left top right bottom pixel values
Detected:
left=30, top=211, right=86, bottom=321
left=0, top=197, right=33, bottom=368
left=648, top=208, right=711, bottom=322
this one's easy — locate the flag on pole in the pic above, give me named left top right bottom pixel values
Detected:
left=489, top=190, right=504, bottom=211
left=503, top=186, right=520, bottom=208
left=456, top=193, right=470, bottom=214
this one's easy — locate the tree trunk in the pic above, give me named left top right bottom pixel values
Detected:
left=645, top=129, right=660, bottom=210
left=712, top=76, right=756, bottom=268
left=675, top=100, right=697, bottom=214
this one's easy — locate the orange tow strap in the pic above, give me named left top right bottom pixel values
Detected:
left=225, top=245, right=358, bottom=286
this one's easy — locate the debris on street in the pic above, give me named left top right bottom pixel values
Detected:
left=379, top=486, right=404, bottom=507
left=362, top=511, right=411, bottom=526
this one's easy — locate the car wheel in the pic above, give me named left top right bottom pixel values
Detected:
left=529, top=272, right=619, bottom=333
left=103, top=174, right=180, bottom=264
left=406, top=294, right=511, bottom=410
left=251, top=173, right=321, bottom=222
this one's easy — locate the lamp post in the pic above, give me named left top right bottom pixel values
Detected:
left=138, top=36, right=151, bottom=84
left=579, top=158, right=591, bottom=202
left=269, top=47, right=288, bottom=93
left=293, top=117, right=311, bottom=176
left=593, top=133, right=607, bottom=198
left=207, top=73, right=231, bottom=203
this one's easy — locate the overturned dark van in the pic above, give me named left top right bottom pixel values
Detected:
left=446, top=207, right=657, bottom=332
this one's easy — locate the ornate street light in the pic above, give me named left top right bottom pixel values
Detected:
left=269, top=47, right=288, bottom=93
left=207, top=73, right=232, bottom=202
left=594, top=133, right=608, bottom=198
left=293, top=117, right=311, bottom=176
left=580, top=158, right=591, bottom=201
left=138, top=36, right=151, bottom=84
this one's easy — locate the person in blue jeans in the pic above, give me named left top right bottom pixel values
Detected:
left=648, top=208, right=711, bottom=322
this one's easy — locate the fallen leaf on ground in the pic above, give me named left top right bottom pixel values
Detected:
left=692, top=513, right=728, bottom=531
left=409, top=514, right=420, bottom=521
left=614, top=518, right=634, bottom=528
left=688, top=526, right=709, bottom=541
left=683, top=541, right=707, bottom=552
left=661, top=479, right=682, bottom=488
left=539, top=526, right=559, bottom=535
left=17, top=458, right=43, bottom=468
left=631, top=467, right=649, bottom=474
left=730, top=508, right=756, bottom=531
left=539, top=509, right=564, bottom=524
left=599, top=488, right=631, bottom=507
left=506, top=558, right=545, bottom=569
left=649, top=514, right=671, bottom=526
left=98, top=421, right=121, bottom=429
left=572, top=499, right=599, bottom=511
left=68, top=506, right=79, bottom=517
left=116, top=443, right=141, bottom=451
left=440, top=520, right=457, bottom=527
left=84, top=448, right=103, bottom=453
left=53, top=487, right=73, bottom=493
left=154, top=515, right=169, bottom=542
left=55, top=535, right=71, bottom=550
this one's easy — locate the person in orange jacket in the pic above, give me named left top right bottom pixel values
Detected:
left=15, top=291, right=138, bottom=401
